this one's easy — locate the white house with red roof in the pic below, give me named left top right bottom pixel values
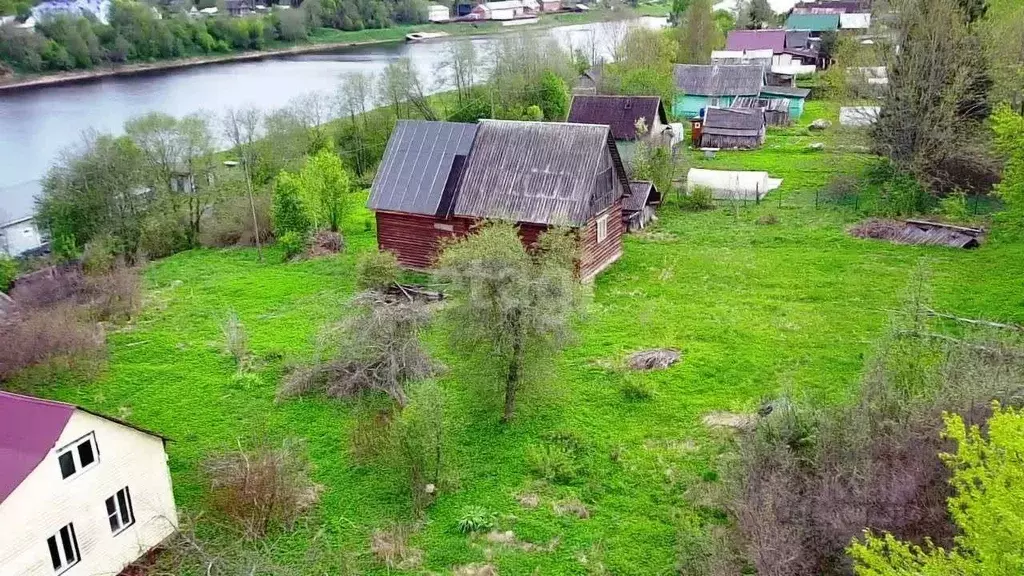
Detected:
left=0, top=391, right=177, bottom=575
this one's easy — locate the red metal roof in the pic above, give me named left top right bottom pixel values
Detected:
left=725, top=30, right=787, bottom=54
left=0, top=391, right=74, bottom=502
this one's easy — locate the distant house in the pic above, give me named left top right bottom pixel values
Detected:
left=725, top=30, right=788, bottom=63
left=785, top=13, right=840, bottom=36
left=573, top=66, right=602, bottom=95
left=225, top=0, right=253, bottom=15
left=428, top=3, right=450, bottom=21
left=758, top=85, right=810, bottom=120
left=566, top=95, right=673, bottom=163
left=724, top=29, right=819, bottom=73
left=623, top=181, right=661, bottom=232
left=540, top=0, right=561, bottom=11
left=472, top=1, right=526, bottom=20
left=368, top=119, right=630, bottom=281
left=672, top=64, right=764, bottom=119
left=792, top=0, right=870, bottom=13
left=0, top=215, right=45, bottom=257
left=0, top=391, right=177, bottom=576
left=710, top=49, right=774, bottom=69
left=698, top=107, right=766, bottom=150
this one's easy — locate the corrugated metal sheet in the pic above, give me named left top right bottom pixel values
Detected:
left=710, top=50, right=773, bottom=68
left=785, top=13, right=840, bottom=31
left=452, top=120, right=628, bottom=226
left=704, top=107, right=765, bottom=134
left=567, top=95, right=667, bottom=141
left=760, top=85, right=811, bottom=99
left=673, top=64, right=764, bottom=97
left=367, top=120, right=478, bottom=216
left=624, top=180, right=660, bottom=213
left=785, top=30, right=811, bottom=50
left=725, top=30, right=787, bottom=53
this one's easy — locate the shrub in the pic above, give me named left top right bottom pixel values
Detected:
left=82, top=267, right=142, bottom=323
left=272, top=171, right=311, bottom=237
left=356, top=250, right=401, bottom=292
left=308, top=230, right=344, bottom=258
left=0, top=255, right=17, bottom=292
left=140, top=212, right=190, bottom=259
left=527, top=431, right=589, bottom=484
left=456, top=506, right=495, bottom=534
left=278, top=230, right=308, bottom=261
left=822, top=174, right=862, bottom=206
left=8, top=264, right=84, bottom=309
left=200, top=194, right=274, bottom=248
left=222, top=311, right=249, bottom=368
left=370, top=524, right=423, bottom=570
left=938, top=190, right=971, bottom=223
left=681, top=186, right=715, bottom=212
left=875, top=168, right=932, bottom=217
left=203, top=437, right=320, bottom=539
left=757, top=213, right=780, bottom=225
left=391, top=381, right=445, bottom=511
left=0, top=305, right=105, bottom=382
left=81, top=234, right=118, bottom=275
left=349, top=405, right=394, bottom=464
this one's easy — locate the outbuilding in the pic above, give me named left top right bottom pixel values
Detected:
left=785, top=13, right=840, bottom=37
left=623, top=180, right=661, bottom=232
left=0, top=391, right=177, bottom=576
left=368, top=119, right=631, bottom=281
left=428, top=3, right=450, bottom=21
left=567, top=95, right=673, bottom=162
left=699, top=107, right=766, bottom=150
left=672, top=64, right=765, bottom=119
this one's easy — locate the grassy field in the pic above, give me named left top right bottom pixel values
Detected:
left=27, top=101, right=1024, bottom=574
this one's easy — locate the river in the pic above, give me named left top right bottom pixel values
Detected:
left=0, top=17, right=665, bottom=222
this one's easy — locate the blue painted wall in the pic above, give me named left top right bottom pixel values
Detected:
left=673, top=95, right=738, bottom=119
left=759, top=92, right=806, bottom=119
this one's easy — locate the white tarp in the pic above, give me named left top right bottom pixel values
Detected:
left=772, top=64, right=817, bottom=76
left=840, top=12, right=871, bottom=30
left=840, top=106, right=880, bottom=127
left=686, top=168, right=782, bottom=201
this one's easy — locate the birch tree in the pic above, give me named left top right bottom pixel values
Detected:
left=222, top=107, right=264, bottom=261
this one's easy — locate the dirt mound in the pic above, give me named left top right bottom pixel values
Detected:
left=627, top=348, right=681, bottom=371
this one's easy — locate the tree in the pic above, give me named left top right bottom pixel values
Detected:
left=991, top=105, right=1024, bottom=230
left=675, top=0, right=722, bottom=64
left=222, top=107, right=264, bottom=261
left=536, top=70, right=569, bottom=121
left=746, top=0, right=774, bottom=29
left=605, top=28, right=676, bottom=103
left=669, top=0, right=691, bottom=25
left=298, top=149, right=351, bottom=232
left=272, top=171, right=311, bottom=238
left=434, top=39, right=478, bottom=104
left=378, top=57, right=415, bottom=119
left=437, top=222, right=582, bottom=422
left=849, top=404, right=1024, bottom=575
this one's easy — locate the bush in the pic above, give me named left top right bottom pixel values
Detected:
left=938, top=190, right=971, bottom=223
left=82, top=267, right=142, bottom=322
left=222, top=311, right=249, bottom=368
left=390, top=380, right=445, bottom=511
left=278, top=230, right=308, bottom=261
left=81, top=234, right=118, bottom=275
left=308, top=230, right=344, bottom=258
left=681, top=186, right=715, bottom=212
left=356, top=250, right=401, bottom=292
left=0, top=255, right=17, bottom=292
left=203, top=437, right=320, bottom=539
left=200, top=194, right=274, bottom=248
left=140, top=212, right=190, bottom=259
left=8, top=264, right=84, bottom=309
left=456, top=506, right=496, bottom=534
left=526, top=431, right=589, bottom=484
left=273, top=172, right=311, bottom=237
left=0, top=305, right=104, bottom=382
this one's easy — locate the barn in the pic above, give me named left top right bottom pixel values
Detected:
left=699, top=107, right=766, bottom=149
left=623, top=181, right=661, bottom=232
left=566, top=95, right=673, bottom=163
left=368, top=119, right=631, bottom=281
left=672, top=64, right=765, bottom=119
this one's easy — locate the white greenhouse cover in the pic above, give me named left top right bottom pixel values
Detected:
left=840, top=106, right=880, bottom=127
left=686, top=169, right=782, bottom=201
left=840, top=13, right=871, bottom=30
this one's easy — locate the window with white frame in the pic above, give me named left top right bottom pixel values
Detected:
left=596, top=214, right=609, bottom=243
left=46, top=522, right=81, bottom=574
left=106, top=486, right=136, bottom=535
left=56, top=432, right=98, bottom=480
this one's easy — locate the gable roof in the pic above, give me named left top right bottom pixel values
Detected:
left=673, top=64, right=764, bottom=97
left=368, top=121, right=478, bottom=217
left=703, top=107, right=765, bottom=136
left=624, top=180, right=661, bottom=212
left=785, top=30, right=811, bottom=49
left=725, top=30, right=787, bottom=53
left=0, top=391, right=170, bottom=503
left=567, top=95, right=668, bottom=141
left=0, top=392, right=74, bottom=503
left=452, top=120, right=628, bottom=226
left=786, top=12, right=840, bottom=31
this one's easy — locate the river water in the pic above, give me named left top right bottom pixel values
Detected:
left=0, top=17, right=665, bottom=222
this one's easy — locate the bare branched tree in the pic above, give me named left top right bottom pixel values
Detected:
left=222, top=107, right=264, bottom=261
left=434, top=40, right=479, bottom=104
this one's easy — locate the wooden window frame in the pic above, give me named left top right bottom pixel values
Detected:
left=596, top=214, right=609, bottom=244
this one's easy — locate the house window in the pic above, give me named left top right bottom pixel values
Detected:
left=46, top=522, right=81, bottom=574
left=56, top=432, right=99, bottom=480
left=596, top=214, right=609, bottom=243
left=106, top=486, right=136, bottom=535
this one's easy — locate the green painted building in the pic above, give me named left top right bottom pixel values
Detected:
left=784, top=13, right=840, bottom=34
left=672, top=64, right=764, bottom=119
left=759, top=86, right=811, bottom=120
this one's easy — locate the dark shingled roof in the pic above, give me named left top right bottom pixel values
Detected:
left=624, top=180, right=661, bottom=212
left=673, top=64, right=764, bottom=97
left=760, top=85, right=811, bottom=99
left=725, top=30, right=787, bottom=53
left=453, top=120, right=629, bottom=226
left=567, top=95, right=668, bottom=141
left=368, top=120, right=478, bottom=216
left=703, top=107, right=765, bottom=137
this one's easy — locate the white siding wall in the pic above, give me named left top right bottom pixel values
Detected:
left=0, top=219, right=45, bottom=256
left=0, top=411, right=177, bottom=576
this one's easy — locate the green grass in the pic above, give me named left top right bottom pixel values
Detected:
left=27, top=101, right=1024, bottom=574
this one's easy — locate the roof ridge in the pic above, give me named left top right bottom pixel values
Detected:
left=0, top=390, right=74, bottom=410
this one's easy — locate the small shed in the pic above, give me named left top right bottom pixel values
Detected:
left=428, top=3, right=450, bottom=21
left=672, top=64, right=765, bottom=118
left=623, top=181, right=661, bottom=232
left=758, top=85, right=810, bottom=120
left=567, top=95, right=670, bottom=144
left=699, top=107, right=766, bottom=150
left=732, top=96, right=791, bottom=126
left=686, top=168, right=782, bottom=201
left=573, top=66, right=602, bottom=95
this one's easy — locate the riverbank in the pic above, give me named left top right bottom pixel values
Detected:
left=0, top=9, right=635, bottom=93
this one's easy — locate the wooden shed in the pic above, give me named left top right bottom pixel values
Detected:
left=367, top=119, right=631, bottom=281
left=623, top=181, right=661, bottom=232
left=672, top=64, right=765, bottom=119
left=732, top=96, right=791, bottom=126
left=699, top=107, right=766, bottom=149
